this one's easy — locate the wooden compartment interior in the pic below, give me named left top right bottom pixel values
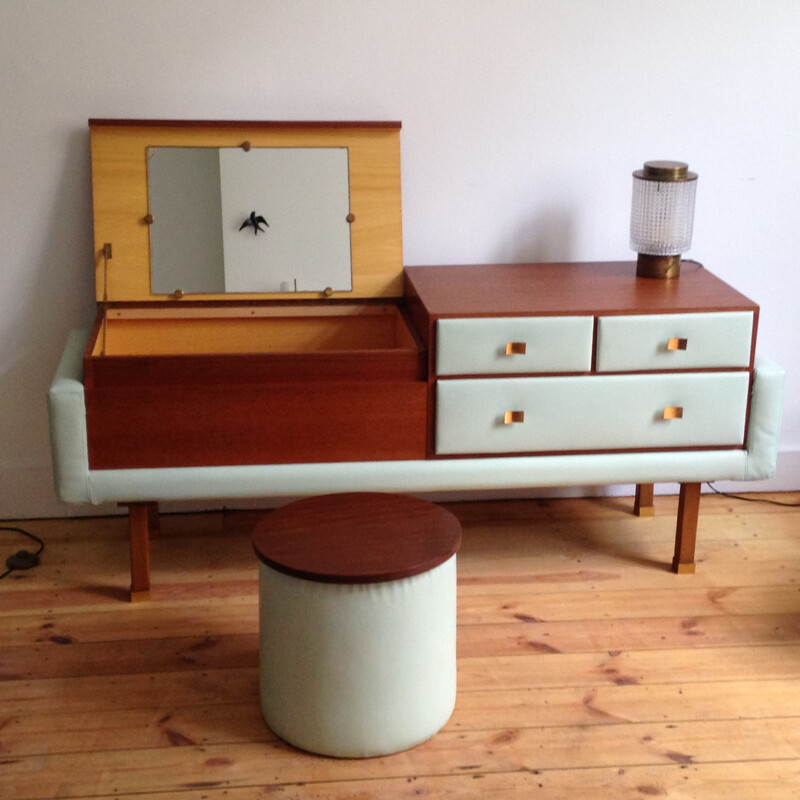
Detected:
left=91, top=304, right=420, bottom=357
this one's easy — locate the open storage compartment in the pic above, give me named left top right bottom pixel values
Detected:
left=84, top=120, right=427, bottom=469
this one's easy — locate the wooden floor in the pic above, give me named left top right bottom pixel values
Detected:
left=2, top=490, right=800, bottom=799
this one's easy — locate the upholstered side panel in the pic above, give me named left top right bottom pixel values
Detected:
left=744, top=354, right=786, bottom=480
left=48, top=329, right=92, bottom=503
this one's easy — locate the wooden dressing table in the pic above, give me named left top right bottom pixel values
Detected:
left=47, top=119, right=785, bottom=599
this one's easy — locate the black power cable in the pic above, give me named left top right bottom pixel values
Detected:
left=0, top=526, right=45, bottom=579
left=705, top=483, right=800, bottom=507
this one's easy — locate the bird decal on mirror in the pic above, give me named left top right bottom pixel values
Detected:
left=239, top=211, right=269, bottom=235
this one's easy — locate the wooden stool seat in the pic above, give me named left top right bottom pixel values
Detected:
left=252, top=491, right=461, bottom=583
left=252, top=492, right=461, bottom=758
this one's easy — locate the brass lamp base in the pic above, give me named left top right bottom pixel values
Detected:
left=636, top=254, right=681, bottom=279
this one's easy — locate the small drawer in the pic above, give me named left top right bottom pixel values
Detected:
left=436, top=316, right=593, bottom=376
left=435, top=372, right=750, bottom=455
left=596, top=312, right=754, bottom=372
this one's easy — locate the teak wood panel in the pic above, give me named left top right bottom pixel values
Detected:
left=83, top=301, right=427, bottom=468
left=85, top=379, right=428, bottom=469
left=89, top=120, right=404, bottom=302
left=252, top=492, right=462, bottom=583
left=84, top=348, right=426, bottom=389
left=404, top=261, right=760, bottom=321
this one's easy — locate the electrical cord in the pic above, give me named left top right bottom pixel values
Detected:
left=0, top=526, right=45, bottom=579
left=705, top=483, right=800, bottom=507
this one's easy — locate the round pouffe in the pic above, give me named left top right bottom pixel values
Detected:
left=252, top=492, right=461, bottom=758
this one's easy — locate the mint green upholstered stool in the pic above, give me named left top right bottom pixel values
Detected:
left=252, top=492, right=461, bottom=758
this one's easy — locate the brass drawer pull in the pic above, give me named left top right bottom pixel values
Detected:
left=667, top=337, right=688, bottom=351
left=504, top=410, right=525, bottom=424
left=505, top=342, right=527, bottom=356
left=662, top=406, right=684, bottom=420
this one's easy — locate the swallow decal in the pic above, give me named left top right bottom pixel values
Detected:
left=239, top=211, right=269, bottom=235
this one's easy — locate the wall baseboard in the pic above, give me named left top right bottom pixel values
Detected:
left=2, top=450, right=798, bottom=521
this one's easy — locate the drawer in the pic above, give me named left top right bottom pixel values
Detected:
left=596, top=312, right=754, bottom=372
left=435, top=372, right=750, bottom=455
left=436, top=316, right=593, bottom=376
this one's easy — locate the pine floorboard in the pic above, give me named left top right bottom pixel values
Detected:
left=1, top=490, right=799, bottom=799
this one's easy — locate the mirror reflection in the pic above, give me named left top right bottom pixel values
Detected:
left=147, top=146, right=353, bottom=294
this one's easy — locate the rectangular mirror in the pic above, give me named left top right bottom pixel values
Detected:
left=147, top=146, right=353, bottom=294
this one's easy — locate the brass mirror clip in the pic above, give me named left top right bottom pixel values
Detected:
left=505, top=342, right=527, bottom=356
left=241, top=141, right=252, bottom=151
left=346, top=213, right=355, bottom=223
left=172, top=289, right=184, bottom=300
left=323, top=287, right=334, bottom=297
left=504, top=410, right=525, bottom=425
left=662, top=406, right=684, bottom=420
left=667, top=337, right=688, bottom=351
left=143, top=214, right=155, bottom=225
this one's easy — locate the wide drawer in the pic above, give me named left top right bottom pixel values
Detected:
left=436, top=316, right=593, bottom=376
left=596, top=312, right=754, bottom=372
left=435, top=372, right=750, bottom=455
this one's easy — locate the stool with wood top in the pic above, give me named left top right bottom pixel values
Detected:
left=252, top=492, right=462, bottom=758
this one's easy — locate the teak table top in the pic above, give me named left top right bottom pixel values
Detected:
left=404, top=261, right=758, bottom=317
left=252, top=492, right=462, bottom=584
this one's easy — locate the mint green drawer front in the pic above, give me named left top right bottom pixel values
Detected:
left=436, top=316, right=593, bottom=376
left=435, top=372, right=750, bottom=455
left=596, top=312, right=754, bottom=372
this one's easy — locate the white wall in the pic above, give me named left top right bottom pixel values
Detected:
left=1, top=0, right=797, bottom=519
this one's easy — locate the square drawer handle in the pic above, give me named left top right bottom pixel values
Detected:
left=504, top=410, right=525, bottom=424
left=505, top=342, right=527, bottom=356
left=662, top=406, right=684, bottom=420
left=667, top=337, right=688, bottom=351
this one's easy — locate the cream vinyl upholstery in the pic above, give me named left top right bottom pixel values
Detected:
left=595, top=311, right=755, bottom=371
left=48, top=329, right=785, bottom=506
left=258, top=556, right=457, bottom=757
left=435, top=372, right=751, bottom=454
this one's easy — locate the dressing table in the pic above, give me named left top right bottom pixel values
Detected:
left=48, top=119, right=785, bottom=600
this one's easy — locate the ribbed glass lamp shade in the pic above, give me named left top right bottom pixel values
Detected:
left=630, top=161, right=697, bottom=255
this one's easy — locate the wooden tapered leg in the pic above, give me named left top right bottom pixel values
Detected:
left=673, top=482, right=701, bottom=574
left=123, top=502, right=158, bottom=601
left=146, top=501, right=160, bottom=535
left=634, top=483, right=655, bottom=517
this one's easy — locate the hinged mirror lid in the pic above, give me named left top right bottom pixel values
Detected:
left=89, top=119, right=404, bottom=303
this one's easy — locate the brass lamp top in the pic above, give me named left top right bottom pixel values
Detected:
left=634, top=160, right=697, bottom=182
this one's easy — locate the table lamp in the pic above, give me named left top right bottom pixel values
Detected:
left=630, top=160, right=697, bottom=278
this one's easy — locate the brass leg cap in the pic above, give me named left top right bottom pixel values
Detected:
left=672, top=561, right=696, bottom=575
